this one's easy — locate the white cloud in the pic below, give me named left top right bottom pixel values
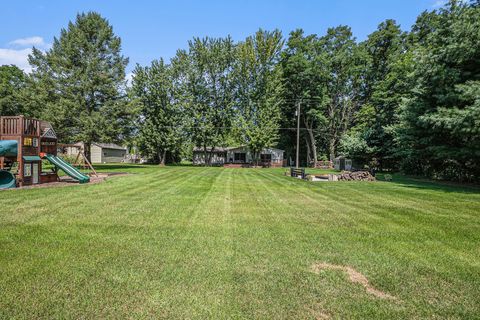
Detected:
left=9, top=36, right=46, bottom=48
left=0, top=48, right=33, bottom=73
left=1, top=36, right=50, bottom=73
left=432, top=0, right=447, bottom=8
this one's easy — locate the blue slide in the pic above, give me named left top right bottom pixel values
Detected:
left=43, top=154, right=90, bottom=184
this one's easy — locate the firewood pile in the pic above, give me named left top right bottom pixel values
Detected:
left=337, top=171, right=375, bottom=181
left=314, top=160, right=333, bottom=169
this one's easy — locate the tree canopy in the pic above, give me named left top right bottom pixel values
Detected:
left=27, top=12, right=134, bottom=159
left=1, top=1, right=479, bottom=181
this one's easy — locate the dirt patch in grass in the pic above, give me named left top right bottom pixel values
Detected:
left=311, top=262, right=397, bottom=301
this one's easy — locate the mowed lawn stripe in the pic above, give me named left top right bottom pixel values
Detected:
left=239, top=169, right=480, bottom=318
left=0, top=166, right=479, bottom=319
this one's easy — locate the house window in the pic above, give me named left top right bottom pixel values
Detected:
left=234, top=153, right=246, bottom=162
left=260, top=154, right=272, bottom=162
left=33, top=138, right=38, bottom=147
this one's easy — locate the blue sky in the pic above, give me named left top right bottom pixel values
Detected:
left=0, top=0, right=447, bottom=76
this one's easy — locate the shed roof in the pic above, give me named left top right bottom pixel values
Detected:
left=93, top=143, right=127, bottom=151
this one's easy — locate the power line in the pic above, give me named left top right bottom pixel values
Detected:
left=149, top=126, right=322, bottom=131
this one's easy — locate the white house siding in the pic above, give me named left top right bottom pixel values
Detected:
left=193, top=146, right=284, bottom=167
left=193, top=152, right=226, bottom=165
left=102, top=149, right=126, bottom=163
left=226, top=146, right=252, bottom=163
left=226, top=147, right=284, bottom=167
left=60, top=142, right=126, bottom=163
left=91, top=145, right=103, bottom=163
left=62, top=142, right=85, bottom=158
left=261, top=148, right=284, bottom=165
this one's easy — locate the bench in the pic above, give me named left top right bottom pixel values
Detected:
left=290, top=167, right=306, bottom=179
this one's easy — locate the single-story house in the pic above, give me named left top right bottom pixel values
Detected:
left=193, top=146, right=285, bottom=167
left=192, top=147, right=228, bottom=166
left=60, top=142, right=127, bottom=164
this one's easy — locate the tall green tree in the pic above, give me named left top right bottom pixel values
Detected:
left=398, top=0, right=480, bottom=181
left=234, top=29, right=284, bottom=164
left=319, top=26, right=362, bottom=160
left=341, top=20, right=412, bottom=169
left=0, top=65, right=27, bottom=116
left=177, top=37, right=236, bottom=165
left=28, top=12, right=133, bottom=160
left=280, top=30, right=328, bottom=165
left=131, top=59, right=184, bottom=164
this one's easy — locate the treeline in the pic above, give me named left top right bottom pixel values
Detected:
left=131, top=31, right=283, bottom=165
left=0, top=1, right=479, bottom=181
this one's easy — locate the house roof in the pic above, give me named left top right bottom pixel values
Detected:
left=193, top=147, right=228, bottom=152
left=227, top=145, right=285, bottom=152
left=93, top=142, right=127, bottom=151
left=193, top=146, right=284, bottom=152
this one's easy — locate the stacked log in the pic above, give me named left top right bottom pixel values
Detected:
left=314, top=160, right=333, bottom=169
left=336, top=171, right=375, bottom=181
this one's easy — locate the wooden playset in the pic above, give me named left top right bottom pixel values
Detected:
left=0, top=115, right=90, bottom=189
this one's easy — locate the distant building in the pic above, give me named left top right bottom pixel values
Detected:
left=91, top=143, right=127, bottom=163
left=334, top=156, right=352, bottom=171
left=193, top=146, right=285, bottom=167
left=60, top=142, right=127, bottom=164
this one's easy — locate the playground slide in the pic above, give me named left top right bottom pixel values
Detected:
left=43, top=154, right=90, bottom=184
left=0, top=140, right=18, bottom=189
left=0, top=170, right=16, bottom=189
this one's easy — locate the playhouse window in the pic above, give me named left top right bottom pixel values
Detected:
left=24, top=138, right=33, bottom=146
left=24, top=163, right=32, bottom=177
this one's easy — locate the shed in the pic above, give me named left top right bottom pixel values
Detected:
left=334, top=156, right=353, bottom=171
left=91, top=143, right=127, bottom=163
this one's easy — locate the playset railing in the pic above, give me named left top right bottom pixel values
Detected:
left=0, top=116, right=40, bottom=136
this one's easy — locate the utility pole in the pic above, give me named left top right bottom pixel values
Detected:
left=295, top=100, right=301, bottom=169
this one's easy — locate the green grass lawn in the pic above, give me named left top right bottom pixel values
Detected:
left=1, top=165, right=479, bottom=319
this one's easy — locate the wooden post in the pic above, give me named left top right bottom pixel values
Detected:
left=295, top=100, right=301, bottom=169
left=82, top=152, right=98, bottom=177
left=74, top=148, right=81, bottom=166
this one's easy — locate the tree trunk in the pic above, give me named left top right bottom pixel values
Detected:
left=84, top=142, right=91, bottom=163
left=158, top=150, right=166, bottom=166
left=203, top=145, right=208, bottom=167
left=303, top=119, right=318, bottom=166
left=329, top=138, right=336, bottom=162
left=207, top=147, right=215, bottom=166
left=305, top=137, right=311, bottom=167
